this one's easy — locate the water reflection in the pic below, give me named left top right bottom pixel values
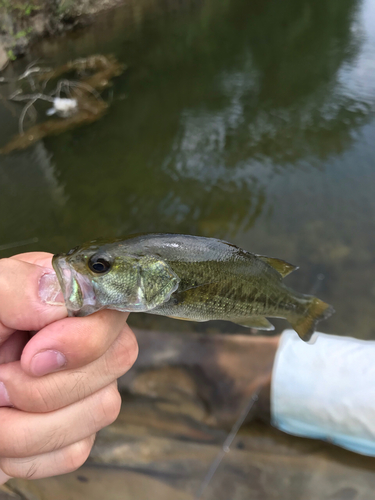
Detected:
left=0, top=143, right=67, bottom=250
left=0, top=0, right=375, bottom=337
left=164, top=0, right=371, bottom=182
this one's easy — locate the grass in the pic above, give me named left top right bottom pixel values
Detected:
left=0, top=0, right=41, bottom=17
left=7, top=49, right=17, bottom=61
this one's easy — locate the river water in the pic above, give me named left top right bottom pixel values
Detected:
left=0, top=0, right=375, bottom=338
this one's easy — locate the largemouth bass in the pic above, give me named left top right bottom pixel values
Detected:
left=52, top=234, right=334, bottom=342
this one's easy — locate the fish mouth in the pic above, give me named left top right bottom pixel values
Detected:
left=52, top=255, right=97, bottom=316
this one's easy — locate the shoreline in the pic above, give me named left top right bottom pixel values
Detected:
left=0, top=0, right=126, bottom=70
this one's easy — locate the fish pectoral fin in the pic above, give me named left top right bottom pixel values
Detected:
left=233, top=316, right=275, bottom=331
left=139, top=256, right=180, bottom=308
left=257, top=256, right=298, bottom=278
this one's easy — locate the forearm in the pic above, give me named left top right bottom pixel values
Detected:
left=269, top=330, right=375, bottom=456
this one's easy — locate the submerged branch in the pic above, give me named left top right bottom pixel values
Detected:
left=0, top=55, right=125, bottom=155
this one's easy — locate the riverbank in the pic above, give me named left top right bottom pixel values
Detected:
left=0, top=0, right=125, bottom=69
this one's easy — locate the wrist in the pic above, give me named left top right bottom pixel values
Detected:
left=253, top=335, right=280, bottom=423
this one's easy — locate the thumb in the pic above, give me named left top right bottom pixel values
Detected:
left=0, top=258, right=67, bottom=338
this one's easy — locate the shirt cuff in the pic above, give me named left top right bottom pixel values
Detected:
left=271, top=329, right=375, bottom=456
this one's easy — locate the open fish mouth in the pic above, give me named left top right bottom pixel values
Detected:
left=52, top=255, right=96, bottom=316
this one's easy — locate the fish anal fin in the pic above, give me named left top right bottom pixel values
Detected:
left=258, top=256, right=298, bottom=278
left=290, top=298, right=335, bottom=342
left=166, top=315, right=205, bottom=322
left=234, top=316, right=275, bottom=331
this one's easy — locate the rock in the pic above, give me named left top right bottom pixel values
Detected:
left=0, top=44, right=9, bottom=71
left=9, top=416, right=375, bottom=500
left=0, top=483, right=22, bottom=499
left=119, top=328, right=278, bottom=426
left=8, top=467, right=192, bottom=500
left=129, top=366, right=208, bottom=421
left=32, top=13, right=48, bottom=36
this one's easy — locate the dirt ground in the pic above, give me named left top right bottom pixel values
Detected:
left=0, top=0, right=125, bottom=67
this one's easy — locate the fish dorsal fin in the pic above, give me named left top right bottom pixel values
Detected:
left=234, top=316, right=275, bottom=331
left=257, top=256, right=298, bottom=277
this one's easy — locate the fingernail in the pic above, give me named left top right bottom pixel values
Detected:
left=39, top=272, right=65, bottom=306
left=0, top=382, right=11, bottom=407
left=31, top=350, right=67, bottom=376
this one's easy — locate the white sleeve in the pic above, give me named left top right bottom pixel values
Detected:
left=271, top=329, right=375, bottom=456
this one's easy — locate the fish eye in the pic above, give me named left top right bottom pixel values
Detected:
left=88, top=256, right=112, bottom=274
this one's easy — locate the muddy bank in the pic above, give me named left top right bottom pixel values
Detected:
left=0, top=0, right=125, bottom=68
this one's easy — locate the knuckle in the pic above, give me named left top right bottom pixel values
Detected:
left=64, top=437, right=94, bottom=472
left=99, top=384, right=122, bottom=427
left=0, top=457, right=38, bottom=480
left=116, top=329, right=139, bottom=371
left=0, top=422, right=30, bottom=458
left=85, top=332, right=104, bottom=358
left=0, top=458, right=17, bottom=478
left=0, top=458, right=13, bottom=477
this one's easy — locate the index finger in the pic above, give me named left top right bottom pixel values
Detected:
left=20, top=310, right=134, bottom=377
left=11, top=251, right=55, bottom=268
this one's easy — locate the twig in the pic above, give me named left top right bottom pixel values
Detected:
left=15, top=93, right=54, bottom=135
left=0, top=237, right=39, bottom=252
left=8, top=90, right=55, bottom=134
left=0, top=63, right=51, bottom=85
left=9, top=91, right=54, bottom=103
left=71, top=81, right=102, bottom=100
left=52, top=79, right=102, bottom=101
left=8, top=89, right=24, bottom=100
left=41, top=74, right=53, bottom=92
left=25, top=58, right=40, bottom=71
left=27, top=74, right=37, bottom=92
left=194, top=389, right=260, bottom=500
left=0, top=91, right=18, bottom=117
left=19, top=98, right=38, bottom=135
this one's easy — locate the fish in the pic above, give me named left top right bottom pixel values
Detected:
left=52, top=233, right=334, bottom=342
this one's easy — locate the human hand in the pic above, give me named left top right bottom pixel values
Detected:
left=0, top=252, right=138, bottom=484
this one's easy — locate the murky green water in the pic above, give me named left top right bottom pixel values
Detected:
left=1, top=0, right=375, bottom=338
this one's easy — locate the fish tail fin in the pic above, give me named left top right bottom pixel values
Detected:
left=290, top=298, right=334, bottom=342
